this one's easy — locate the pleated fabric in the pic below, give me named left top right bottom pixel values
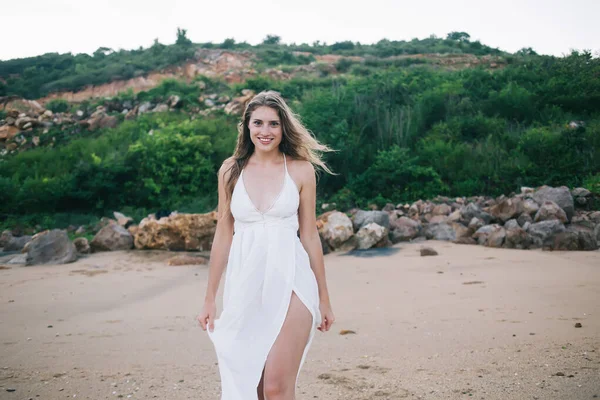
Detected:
left=207, top=154, right=321, bottom=400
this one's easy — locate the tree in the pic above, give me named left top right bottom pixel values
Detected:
left=221, top=38, right=236, bottom=49
left=516, top=47, right=537, bottom=56
left=263, top=34, right=281, bottom=45
left=176, top=27, right=193, bottom=46
left=446, top=31, right=471, bottom=42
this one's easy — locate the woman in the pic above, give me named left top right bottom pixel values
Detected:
left=197, top=90, right=335, bottom=400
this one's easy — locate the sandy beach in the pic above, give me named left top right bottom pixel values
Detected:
left=1, top=242, right=599, bottom=400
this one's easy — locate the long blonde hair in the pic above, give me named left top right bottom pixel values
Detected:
left=222, top=90, right=335, bottom=214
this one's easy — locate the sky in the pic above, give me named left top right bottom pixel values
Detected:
left=2, top=0, right=599, bottom=60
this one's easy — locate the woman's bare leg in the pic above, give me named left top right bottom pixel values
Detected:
left=262, top=292, right=312, bottom=400
left=257, top=368, right=265, bottom=400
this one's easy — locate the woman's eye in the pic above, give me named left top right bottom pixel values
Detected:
left=253, top=121, right=261, bottom=126
left=270, top=122, right=279, bottom=127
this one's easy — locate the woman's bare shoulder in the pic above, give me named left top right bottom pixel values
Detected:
left=219, top=157, right=236, bottom=179
left=287, top=157, right=315, bottom=188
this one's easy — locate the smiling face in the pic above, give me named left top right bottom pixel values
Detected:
left=248, top=106, right=283, bottom=152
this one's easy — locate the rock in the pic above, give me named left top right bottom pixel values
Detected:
left=382, top=203, right=395, bottom=212
left=504, top=227, right=533, bottom=249
left=532, top=186, right=574, bottom=221
left=432, top=204, right=452, bottom=216
left=424, top=222, right=456, bottom=241
left=474, top=224, right=506, bottom=247
left=319, top=231, right=331, bottom=255
left=217, top=95, right=231, bottom=104
left=7, top=254, right=27, bottom=265
left=152, top=104, right=169, bottom=113
left=90, top=224, right=134, bottom=251
left=534, top=201, right=568, bottom=223
left=489, top=198, right=523, bottom=222
left=420, top=247, right=438, bottom=256
left=553, top=231, right=580, bottom=251
left=317, top=211, right=354, bottom=250
left=138, top=102, right=153, bottom=114
left=4, top=235, right=33, bottom=251
left=352, top=210, right=390, bottom=231
left=468, top=217, right=484, bottom=231
left=451, top=222, right=472, bottom=239
left=572, top=187, right=591, bottom=198
left=204, top=99, right=216, bottom=107
left=522, top=199, right=540, bottom=216
left=75, top=226, right=86, bottom=235
left=389, top=217, right=422, bottom=243
left=517, top=213, right=533, bottom=227
left=134, top=212, right=217, bottom=251
left=447, top=209, right=461, bottom=223
left=0, top=230, right=14, bottom=247
left=88, top=112, right=118, bottom=131
left=460, top=203, right=492, bottom=225
left=0, top=125, right=20, bottom=141
left=73, top=237, right=90, bottom=254
left=454, top=237, right=477, bottom=245
left=504, top=219, right=520, bottom=230
left=356, top=222, right=388, bottom=249
left=521, top=186, right=535, bottom=194
left=167, top=95, right=182, bottom=108
left=567, top=225, right=599, bottom=251
left=522, top=221, right=531, bottom=232
left=596, top=224, right=600, bottom=247
left=428, top=215, right=447, bottom=224
left=23, top=230, right=77, bottom=265
left=113, top=211, right=134, bottom=228
left=528, top=220, right=566, bottom=249
left=93, top=217, right=116, bottom=233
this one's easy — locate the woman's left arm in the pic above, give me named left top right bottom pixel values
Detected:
left=297, top=161, right=335, bottom=332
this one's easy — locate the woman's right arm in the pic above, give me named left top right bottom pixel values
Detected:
left=199, top=159, right=235, bottom=331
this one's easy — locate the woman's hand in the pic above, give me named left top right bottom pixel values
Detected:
left=197, top=300, right=217, bottom=332
left=317, top=301, right=335, bottom=332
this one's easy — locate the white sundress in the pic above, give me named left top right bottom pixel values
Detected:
left=207, top=153, right=322, bottom=400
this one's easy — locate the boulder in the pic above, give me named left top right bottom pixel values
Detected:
left=504, top=227, right=533, bottom=249
left=389, top=217, right=422, bottom=243
left=352, top=210, right=390, bottom=231
left=552, top=231, right=580, bottom=251
left=73, top=237, right=91, bottom=254
left=473, top=224, right=506, bottom=247
left=424, top=222, right=457, bottom=241
left=532, top=186, right=574, bottom=221
left=517, top=213, right=533, bottom=227
left=432, top=204, right=452, bottom=216
left=134, top=212, right=217, bottom=251
left=534, top=201, right=568, bottom=223
left=113, top=211, right=134, bottom=228
left=528, top=220, right=566, bottom=249
left=356, top=222, right=388, bottom=249
left=468, top=217, right=484, bottom=231
left=572, top=188, right=594, bottom=209
left=460, top=203, right=492, bottom=225
left=317, top=211, right=355, bottom=250
left=4, top=235, right=32, bottom=251
left=504, top=219, right=520, bottom=230
left=420, top=247, right=438, bottom=256
left=567, top=225, right=599, bottom=251
left=91, top=224, right=134, bottom=251
left=489, top=198, right=523, bottom=222
left=0, top=230, right=13, bottom=247
left=23, top=230, right=77, bottom=265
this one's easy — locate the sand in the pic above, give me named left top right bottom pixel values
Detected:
left=0, top=241, right=599, bottom=400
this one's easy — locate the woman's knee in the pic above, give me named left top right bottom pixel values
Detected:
left=262, top=374, right=293, bottom=399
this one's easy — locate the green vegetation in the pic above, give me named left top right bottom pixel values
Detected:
left=1, top=30, right=503, bottom=99
left=0, top=33, right=598, bottom=231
